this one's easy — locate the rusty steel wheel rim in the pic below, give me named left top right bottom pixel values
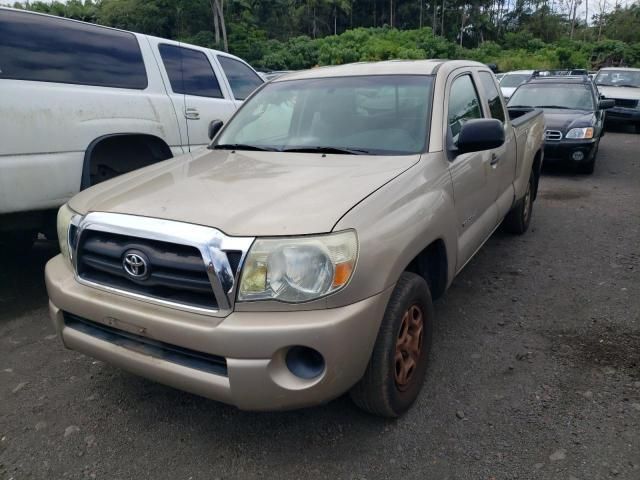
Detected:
left=394, top=304, right=424, bottom=391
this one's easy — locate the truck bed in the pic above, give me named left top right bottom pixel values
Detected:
left=508, top=107, right=543, bottom=129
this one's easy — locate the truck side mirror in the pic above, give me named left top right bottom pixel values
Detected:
left=208, top=120, right=224, bottom=140
left=598, top=99, right=615, bottom=110
left=456, top=119, right=505, bottom=155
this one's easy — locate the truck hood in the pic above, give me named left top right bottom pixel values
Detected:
left=543, top=109, right=596, bottom=131
left=597, top=85, right=640, bottom=101
left=69, top=148, right=421, bottom=236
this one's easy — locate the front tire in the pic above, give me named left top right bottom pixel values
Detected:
left=0, top=230, right=36, bottom=256
left=578, top=158, right=596, bottom=175
left=350, top=272, right=434, bottom=417
left=503, top=169, right=534, bottom=235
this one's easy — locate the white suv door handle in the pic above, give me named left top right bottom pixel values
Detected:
left=184, top=107, right=200, bottom=120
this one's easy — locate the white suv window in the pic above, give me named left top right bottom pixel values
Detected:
left=0, top=10, right=147, bottom=89
left=159, top=44, right=223, bottom=99
left=217, top=56, right=263, bottom=100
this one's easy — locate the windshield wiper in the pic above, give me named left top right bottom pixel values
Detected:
left=617, top=84, right=640, bottom=89
left=280, top=146, right=371, bottom=155
left=212, top=143, right=277, bottom=151
left=536, top=105, right=572, bottom=109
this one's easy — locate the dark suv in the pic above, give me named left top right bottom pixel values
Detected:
left=508, top=75, right=614, bottom=174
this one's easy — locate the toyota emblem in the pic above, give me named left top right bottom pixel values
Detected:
left=122, top=250, right=150, bottom=279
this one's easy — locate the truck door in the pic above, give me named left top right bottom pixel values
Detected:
left=445, top=72, right=500, bottom=270
left=149, top=40, right=236, bottom=150
left=476, top=71, right=517, bottom=219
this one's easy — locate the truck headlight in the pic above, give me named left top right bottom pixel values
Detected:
left=565, top=127, right=594, bottom=139
left=238, top=230, right=358, bottom=303
left=56, top=204, right=78, bottom=262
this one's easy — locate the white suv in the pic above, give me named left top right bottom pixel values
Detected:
left=0, top=7, right=263, bottom=250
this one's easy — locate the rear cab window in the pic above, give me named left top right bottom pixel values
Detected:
left=158, top=44, right=223, bottom=98
left=217, top=55, right=263, bottom=100
left=478, top=72, right=506, bottom=123
left=448, top=74, right=483, bottom=146
left=0, top=10, right=147, bottom=89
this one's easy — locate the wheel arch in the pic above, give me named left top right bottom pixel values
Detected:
left=404, top=238, right=449, bottom=300
left=532, top=148, right=543, bottom=200
left=81, top=133, right=173, bottom=190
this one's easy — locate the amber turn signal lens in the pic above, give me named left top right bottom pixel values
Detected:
left=332, top=262, right=354, bottom=288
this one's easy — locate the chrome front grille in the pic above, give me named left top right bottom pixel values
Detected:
left=545, top=130, right=563, bottom=141
left=70, top=213, right=254, bottom=316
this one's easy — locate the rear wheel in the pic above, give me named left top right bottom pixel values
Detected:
left=350, top=272, right=434, bottom=417
left=503, top=169, right=534, bottom=235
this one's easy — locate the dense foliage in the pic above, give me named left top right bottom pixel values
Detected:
left=11, top=0, right=640, bottom=70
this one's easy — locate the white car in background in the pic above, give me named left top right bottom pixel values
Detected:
left=499, top=70, right=535, bottom=101
left=594, top=67, right=640, bottom=133
left=0, top=7, right=264, bottom=250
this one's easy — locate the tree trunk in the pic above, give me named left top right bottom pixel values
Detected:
left=420, top=0, right=423, bottom=28
left=432, top=1, right=437, bottom=33
left=570, top=0, right=577, bottom=40
left=214, top=0, right=228, bottom=52
left=350, top=0, right=353, bottom=27
left=390, top=0, right=393, bottom=27
left=440, top=0, right=445, bottom=35
left=585, top=0, right=589, bottom=38
left=373, top=0, right=377, bottom=26
left=313, top=6, right=317, bottom=38
left=210, top=0, right=220, bottom=46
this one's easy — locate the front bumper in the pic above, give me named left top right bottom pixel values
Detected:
left=45, top=254, right=391, bottom=411
left=605, top=107, right=640, bottom=123
left=543, top=138, right=598, bottom=163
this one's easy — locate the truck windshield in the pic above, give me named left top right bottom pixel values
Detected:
left=213, top=75, right=434, bottom=155
left=508, top=84, right=595, bottom=111
left=595, top=70, right=640, bottom=88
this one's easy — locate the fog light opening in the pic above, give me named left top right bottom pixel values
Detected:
left=285, top=346, right=325, bottom=379
left=572, top=150, right=585, bottom=161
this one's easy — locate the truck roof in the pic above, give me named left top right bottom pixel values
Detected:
left=274, top=59, right=489, bottom=81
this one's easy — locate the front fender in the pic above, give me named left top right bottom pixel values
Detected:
left=327, top=153, right=457, bottom=309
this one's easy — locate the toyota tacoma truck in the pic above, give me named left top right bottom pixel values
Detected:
left=45, top=60, right=544, bottom=417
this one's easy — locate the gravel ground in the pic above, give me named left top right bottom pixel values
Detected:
left=1, top=128, right=639, bottom=480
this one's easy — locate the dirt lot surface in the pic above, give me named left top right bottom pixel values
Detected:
left=1, top=129, right=639, bottom=480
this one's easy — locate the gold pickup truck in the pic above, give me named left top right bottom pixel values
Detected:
left=45, top=60, right=544, bottom=417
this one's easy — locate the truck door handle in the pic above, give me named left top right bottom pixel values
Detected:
left=184, top=107, right=200, bottom=120
left=490, top=153, right=499, bottom=166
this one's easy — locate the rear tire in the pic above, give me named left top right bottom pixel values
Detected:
left=350, top=272, right=434, bottom=417
left=635, top=123, right=640, bottom=134
left=503, top=170, right=534, bottom=235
